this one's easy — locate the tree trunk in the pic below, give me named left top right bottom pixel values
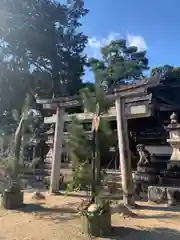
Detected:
left=115, top=97, right=135, bottom=206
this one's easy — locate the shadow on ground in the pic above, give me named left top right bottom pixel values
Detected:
left=60, top=192, right=88, bottom=198
left=111, top=205, right=180, bottom=219
left=18, top=203, right=79, bottom=222
left=107, top=227, right=180, bottom=240
left=139, top=204, right=180, bottom=212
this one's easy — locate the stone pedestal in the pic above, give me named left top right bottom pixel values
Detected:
left=148, top=185, right=180, bottom=206
left=148, top=185, right=166, bottom=203
left=134, top=165, right=158, bottom=187
left=0, top=189, right=24, bottom=209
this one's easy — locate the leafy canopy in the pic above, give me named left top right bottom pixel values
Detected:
left=0, top=0, right=88, bottom=118
left=151, top=65, right=180, bottom=82
left=87, top=39, right=149, bottom=89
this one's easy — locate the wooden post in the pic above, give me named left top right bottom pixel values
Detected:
left=115, top=97, right=134, bottom=206
left=50, top=106, right=64, bottom=193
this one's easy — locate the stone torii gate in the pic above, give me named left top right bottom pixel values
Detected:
left=37, top=96, right=81, bottom=193
left=37, top=74, right=160, bottom=198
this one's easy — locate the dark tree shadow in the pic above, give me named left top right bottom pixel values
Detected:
left=17, top=203, right=79, bottom=222
left=139, top=204, right=180, bottom=212
left=106, top=227, right=180, bottom=240
left=60, top=191, right=89, bottom=198
left=137, top=214, right=179, bottom=219
left=111, top=205, right=179, bottom=219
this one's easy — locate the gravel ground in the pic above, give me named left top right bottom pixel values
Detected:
left=0, top=192, right=180, bottom=240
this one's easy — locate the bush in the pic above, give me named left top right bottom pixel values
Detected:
left=67, top=162, right=92, bottom=192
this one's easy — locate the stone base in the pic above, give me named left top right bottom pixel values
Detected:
left=167, top=160, right=180, bottom=169
left=0, top=189, right=24, bottom=209
left=148, top=186, right=166, bottom=203
left=81, top=210, right=111, bottom=237
left=148, top=185, right=180, bottom=206
left=167, top=187, right=180, bottom=206
left=133, top=169, right=158, bottom=199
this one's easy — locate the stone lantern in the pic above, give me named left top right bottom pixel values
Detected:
left=166, top=112, right=180, bottom=169
left=147, top=113, right=180, bottom=205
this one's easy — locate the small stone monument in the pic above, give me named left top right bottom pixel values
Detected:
left=166, top=112, right=180, bottom=169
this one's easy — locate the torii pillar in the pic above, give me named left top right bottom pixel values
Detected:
left=50, top=106, right=64, bottom=193
left=114, top=74, right=160, bottom=206
left=115, top=97, right=134, bottom=206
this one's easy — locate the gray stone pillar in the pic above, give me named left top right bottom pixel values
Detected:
left=166, top=112, right=180, bottom=169
left=50, top=106, right=64, bottom=193
left=115, top=97, right=134, bottom=206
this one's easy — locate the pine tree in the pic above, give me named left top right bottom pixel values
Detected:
left=151, top=65, right=180, bottom=82
left=81, top=60, right=112, bottom=202
left=67, top=117, right=92, bottom=191
left=87, top=39, right=149, bottom=90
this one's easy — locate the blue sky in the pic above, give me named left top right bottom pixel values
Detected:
left=81, top=0, right=180, bottom=81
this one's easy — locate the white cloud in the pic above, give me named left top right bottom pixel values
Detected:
left=88, top=37, right=102, bottom=49
left=127, top=34, right=148, bottom=51
left=88, top=32, right=121, bottom=49
left=86, top=32, right=148, bottom=59
left=87, top=32, right=121, bottom=58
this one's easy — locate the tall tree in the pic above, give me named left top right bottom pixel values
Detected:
left=81, top=59, right=113, bottom=201
left=151, top=65, right=180, bottom=82
left=87, top=45, right=140, bottom=205
left=0, top=0, right=88, bottom=116
left=87, top=39, right=149, bottom=90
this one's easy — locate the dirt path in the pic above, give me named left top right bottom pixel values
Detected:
left=0, top=192, right=180, bottom=239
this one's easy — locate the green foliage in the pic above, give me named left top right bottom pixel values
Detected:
left=0, top=155, right=27, bottom=190
left=0, top=92, right=43, bottom=179
left=12, top=93, right=36, bottom=123
left=0, top=0, right=88, bottom=119
left=80, top=59, right=114, bottom=201
left=87, top=39, right=149, bottom=89
left=80, top=80, right=112, bottom=116
left=0, top=155, right=15, bottom=177
left=99, top=118, right=112, bottom=137
left=67, top=162, right=92, bottom=192
left=67, top=117, right=92, bottom=191
left=67, top=117, right=91, bottom=167
left=81, top=60, right=113, bottom=134
left=150, top=65, right=180, bottom=82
